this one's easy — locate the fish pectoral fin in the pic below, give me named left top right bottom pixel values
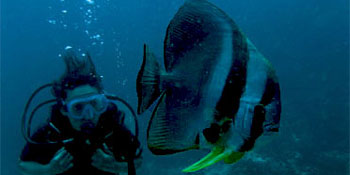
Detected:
left=182, top=146, right=237, bottom=172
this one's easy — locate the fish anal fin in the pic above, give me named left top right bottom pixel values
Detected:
left=147, top=92, right=198, bottom=155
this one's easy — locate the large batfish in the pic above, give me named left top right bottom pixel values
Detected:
left=136, top=0, right=281, bottom=172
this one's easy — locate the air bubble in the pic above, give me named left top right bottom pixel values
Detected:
left=86, top=0, right=94, bottom=5
left=65, top=46, right=72, bottom=50
left=48, top=19, right=56, bottom=24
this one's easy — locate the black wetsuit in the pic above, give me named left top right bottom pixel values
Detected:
left=20, top=103, right=141, bottom=175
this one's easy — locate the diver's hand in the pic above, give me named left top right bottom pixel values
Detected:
left=47, top=147, right=74, bottom=175
left=92, top=143, right=142, bottom=173
left=91, top=143, right=124, bottom=173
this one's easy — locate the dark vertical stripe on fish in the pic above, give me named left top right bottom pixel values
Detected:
left=259, top=77, right=280, bottom=106
left=214, top=26, right=249, bottom=121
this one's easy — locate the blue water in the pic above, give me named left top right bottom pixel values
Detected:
left=1, top=0, right=349, bottom=174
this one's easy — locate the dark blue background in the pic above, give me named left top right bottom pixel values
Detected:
left=1, top=0, right=349, bottom=174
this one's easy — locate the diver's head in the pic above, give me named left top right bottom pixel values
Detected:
left=61, top=85, right=108, bottom=133
left=52, top=51, right=106, bottom=133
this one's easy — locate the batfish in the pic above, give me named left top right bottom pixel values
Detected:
left=136, top=0, right=281, bottom=172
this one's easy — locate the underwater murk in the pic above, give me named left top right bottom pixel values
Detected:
left=1, top=0, right=349, bottom=175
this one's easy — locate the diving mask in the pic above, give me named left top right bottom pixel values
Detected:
left=64, top=94, right=109, bottom=120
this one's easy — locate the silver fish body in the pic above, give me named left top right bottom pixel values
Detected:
left=136, top=0, right=281, bottom=166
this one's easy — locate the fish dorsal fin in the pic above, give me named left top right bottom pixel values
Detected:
left=136, top=44, right=163, bottom=114
left=163, top=0, right=239, bottom=72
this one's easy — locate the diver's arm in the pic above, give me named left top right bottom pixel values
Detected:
left=91, top=143, right=142, bottom=173
left=19, top=147, right=73, bottom=175
left=18, top=160, right=52, bottom=175
left=91, top=156, right=142, bottom=174
left=91, top=144, right=129, bottom=173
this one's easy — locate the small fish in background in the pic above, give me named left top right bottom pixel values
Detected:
left=136, top=0, right=281, bottom=172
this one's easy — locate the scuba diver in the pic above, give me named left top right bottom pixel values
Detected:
left=18, top=51, right=142, bottom=175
